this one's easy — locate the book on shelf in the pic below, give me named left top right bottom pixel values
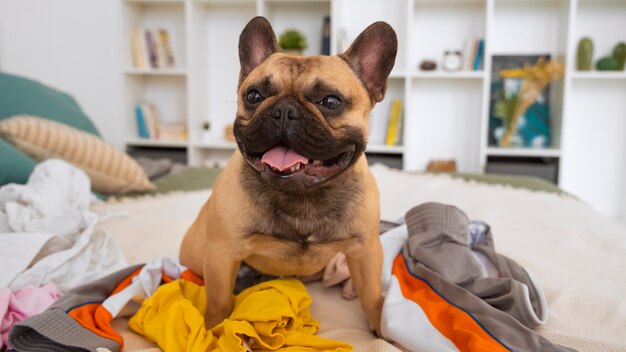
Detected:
left=463, top=38, right=485, bottom=71
left=134, top=102, right=187, bottom=141
left=131, top=27, right=176, bottom=70
left=321, top=16, right=331, bottom=55
left=385, top=99, right=403, bottom=146
left=134, top=104, right=149, bottom=139
left=143, top=103, right=160, bottom=139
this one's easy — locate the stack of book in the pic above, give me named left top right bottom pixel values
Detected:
left=159, top=122, right=188, bottom=141
left=385, top=99, right=403, bottom=146
left=321, top=16, right=331, bottom=55
left=463, top=38, right=485, bottom=71
left=135, top=102, right=187, bottom=141
left=131, top=28, right=175, bottom=69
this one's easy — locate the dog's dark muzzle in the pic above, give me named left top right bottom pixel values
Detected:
left=233, top=101, right=365, bottom=191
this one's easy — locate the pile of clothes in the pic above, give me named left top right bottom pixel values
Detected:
left=3, top=160, right=577, bottom=352
left=0, top=160, right=128, bottom=350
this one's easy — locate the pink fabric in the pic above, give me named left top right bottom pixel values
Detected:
left=0, top=282, right=62, bottom=349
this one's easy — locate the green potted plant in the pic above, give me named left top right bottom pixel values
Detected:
left=278, top=29, right=307, bottom=55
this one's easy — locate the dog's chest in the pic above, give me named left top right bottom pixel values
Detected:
left=242, top=203, right=359, bottom=275
left=247, top=201, right=358, bottom=245
left=244, top=232, right=352, bottom=276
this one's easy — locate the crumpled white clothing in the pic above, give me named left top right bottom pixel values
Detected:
left=0, top=159, right=128, bottom=291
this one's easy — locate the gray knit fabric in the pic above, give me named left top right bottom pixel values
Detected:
left=10, top=308, right=118, bottom=352
left=9, top=265, right=142, bottom=352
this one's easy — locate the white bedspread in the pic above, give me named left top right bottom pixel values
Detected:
left=0, top=159, right=128, bottom=291
left=101, top=164, right=626, bottom=352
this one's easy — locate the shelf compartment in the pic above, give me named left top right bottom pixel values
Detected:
left=486, top=155, right=560, bottom=184
left=121, top=1, right=187, bottom=70
left=411, top=1, right=486, bottom=74
left=263, top=0, right=331, bottom=57
left=492, top=0, right=569, bottom=57
left=188, top=1, right=255, bottom=149
left=406, top=79, right=483, bottom=173
left=574, top=0, right=626, bottom=73
left=339, top=0, right=407, bottom=69
left=369, top=79, right=404, bottom=147
left=124, top=75, right=188, bottom=141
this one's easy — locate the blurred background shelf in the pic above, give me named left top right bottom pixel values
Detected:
left=118, top=0, right=626, bottom=221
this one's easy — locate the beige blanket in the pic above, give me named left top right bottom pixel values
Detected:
left=100, top=164, right=626, bottom=352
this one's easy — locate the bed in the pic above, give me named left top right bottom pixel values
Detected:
left=4, top=73, right=621, bottom=351
left=97, top=164, right=626, bottom=352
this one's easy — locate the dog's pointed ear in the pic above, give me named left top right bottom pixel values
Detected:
left=340, top=22, right=397, bottom=103
left=239, top=16, right=279, bottom=85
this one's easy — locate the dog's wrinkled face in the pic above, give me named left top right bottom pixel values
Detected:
left=234, top=17, right=397, bottom=192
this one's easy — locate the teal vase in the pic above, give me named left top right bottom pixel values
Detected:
left=613, top=42, right=626, bottom=70
left=577, top=37, right=593, bottom=71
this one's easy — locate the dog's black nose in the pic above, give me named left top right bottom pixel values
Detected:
left=271, top=99, right=301, bottom=120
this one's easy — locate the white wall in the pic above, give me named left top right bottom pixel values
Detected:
left=0, top=0, right=123, bottom=148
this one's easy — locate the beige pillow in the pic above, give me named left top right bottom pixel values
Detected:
left=0, top=115, right=155, bottom=194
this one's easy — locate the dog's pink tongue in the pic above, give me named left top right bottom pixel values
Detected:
left=262, top=145, right=309, bottom=171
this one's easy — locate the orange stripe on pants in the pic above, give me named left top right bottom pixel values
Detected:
left=392, top=254, right=510, bottom=352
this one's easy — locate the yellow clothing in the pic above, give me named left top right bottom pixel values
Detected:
left=128, top=278, right=353, bottom=352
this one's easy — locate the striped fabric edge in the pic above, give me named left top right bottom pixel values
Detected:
left=390, top=254, right=511, bottom=352
left=379, top=223, right=576, bottom=352
left=66, top=258, right=197, bottom=349
left=0, top=115, right=155, bottom=194
left=10, top=258, right=198, bottom=352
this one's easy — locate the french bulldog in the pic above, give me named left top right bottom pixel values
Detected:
left=180, top=16, right=397, bottom=333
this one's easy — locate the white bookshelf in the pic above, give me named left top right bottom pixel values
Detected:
left=120, top=0, right=626, bottom=220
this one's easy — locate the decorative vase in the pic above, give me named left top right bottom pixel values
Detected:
left=596, top=57, right=619, bottom=71
left=613, top=42, right=626, bottom=70
left=576, top=37, right=593, bottom=71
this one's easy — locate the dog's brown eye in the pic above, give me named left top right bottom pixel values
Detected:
left=246, top=90, right=263, bottom=104
left=319, top=95, right=342, bottom=110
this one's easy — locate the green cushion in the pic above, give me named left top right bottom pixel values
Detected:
left=0, top=72, right=100, bottom=136
left=0, top=72, right=101, bottom=186
left=119, top=167, right=222, bottom=199
left=0, top=138, right=36, bottom=185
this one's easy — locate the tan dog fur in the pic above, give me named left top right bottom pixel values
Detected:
left=180, top=17, right=397, bottom=333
